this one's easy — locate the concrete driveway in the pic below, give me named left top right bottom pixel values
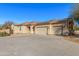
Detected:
left=0, top=34, right=79, bottom=56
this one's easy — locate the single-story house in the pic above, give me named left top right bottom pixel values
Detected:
left=11, top=19, right=68, bottom=35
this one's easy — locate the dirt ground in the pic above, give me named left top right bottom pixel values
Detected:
left=64, top=34, right=79, bottom=44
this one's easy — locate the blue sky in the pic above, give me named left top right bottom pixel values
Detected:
left=0, top=3, right=73, bottom=24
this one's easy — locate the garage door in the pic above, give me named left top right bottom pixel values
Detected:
left=52, top=26, right=63, bottom=35
left=35, top=26, right=48, bottom=35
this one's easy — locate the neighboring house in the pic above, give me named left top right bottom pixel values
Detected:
left=11, top=20, right=68, bottom=35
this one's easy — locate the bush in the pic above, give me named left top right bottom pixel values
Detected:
left=0, top=32, right=10, bottom=37
left=74, top=26, right=79, bottom=30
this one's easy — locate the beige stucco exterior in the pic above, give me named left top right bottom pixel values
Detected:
left=11, top=20, right=66, bottom=35
left=34, top=23, right=64, bottom=35
left=11, top=25, right=30, bottom=34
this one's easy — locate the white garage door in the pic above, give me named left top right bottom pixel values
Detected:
left=35, top=26, right=48, bottom=35
left=52, top=26, right=63, bottom=35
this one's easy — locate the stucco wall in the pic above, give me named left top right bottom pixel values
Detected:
left=35, top=24, right=63, bottom=35
left=34, top=24, right=58, bottom=35
left=75, top=30, right=79, bottom=34
left=11, top=23, right=64, bottom=35
left=12, top=25, right=30, bottom=34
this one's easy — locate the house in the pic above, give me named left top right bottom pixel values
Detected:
left=11, top=22, right=37, bottom=34
left=11, top=19, right=68, bottom=35
left=34, top=19, right=67, bottom=35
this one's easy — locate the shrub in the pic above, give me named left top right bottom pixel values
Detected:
left=74, top=26, right=79, bottom=30
left=0, top=32, right=10, bottom=37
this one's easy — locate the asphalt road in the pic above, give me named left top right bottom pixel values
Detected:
left=0, top=34, right=79, bottom=56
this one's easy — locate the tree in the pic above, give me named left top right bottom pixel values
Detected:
left=0, top=24, right=2, bottom=30
left=3, top=21, right=14, bottom=29
left=67, top=4, right=79, bottom=35
left=67, top=18, right=74, bottom=35
left=2, top=21, right=14, bottom=34
left=70, top=4, right=79, bottom=21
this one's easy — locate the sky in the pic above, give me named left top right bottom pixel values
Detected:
left=0, top=3, right=73, bottom=24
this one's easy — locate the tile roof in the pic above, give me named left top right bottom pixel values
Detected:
left=14, top=19, right=68, bottom=26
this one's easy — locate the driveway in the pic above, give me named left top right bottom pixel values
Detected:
left=0, top=34, right=79, bottom=56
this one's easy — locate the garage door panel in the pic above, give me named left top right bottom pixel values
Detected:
left=52, top=26, right=62, bottom=35
left=35, top=26, right=48, bottom=35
